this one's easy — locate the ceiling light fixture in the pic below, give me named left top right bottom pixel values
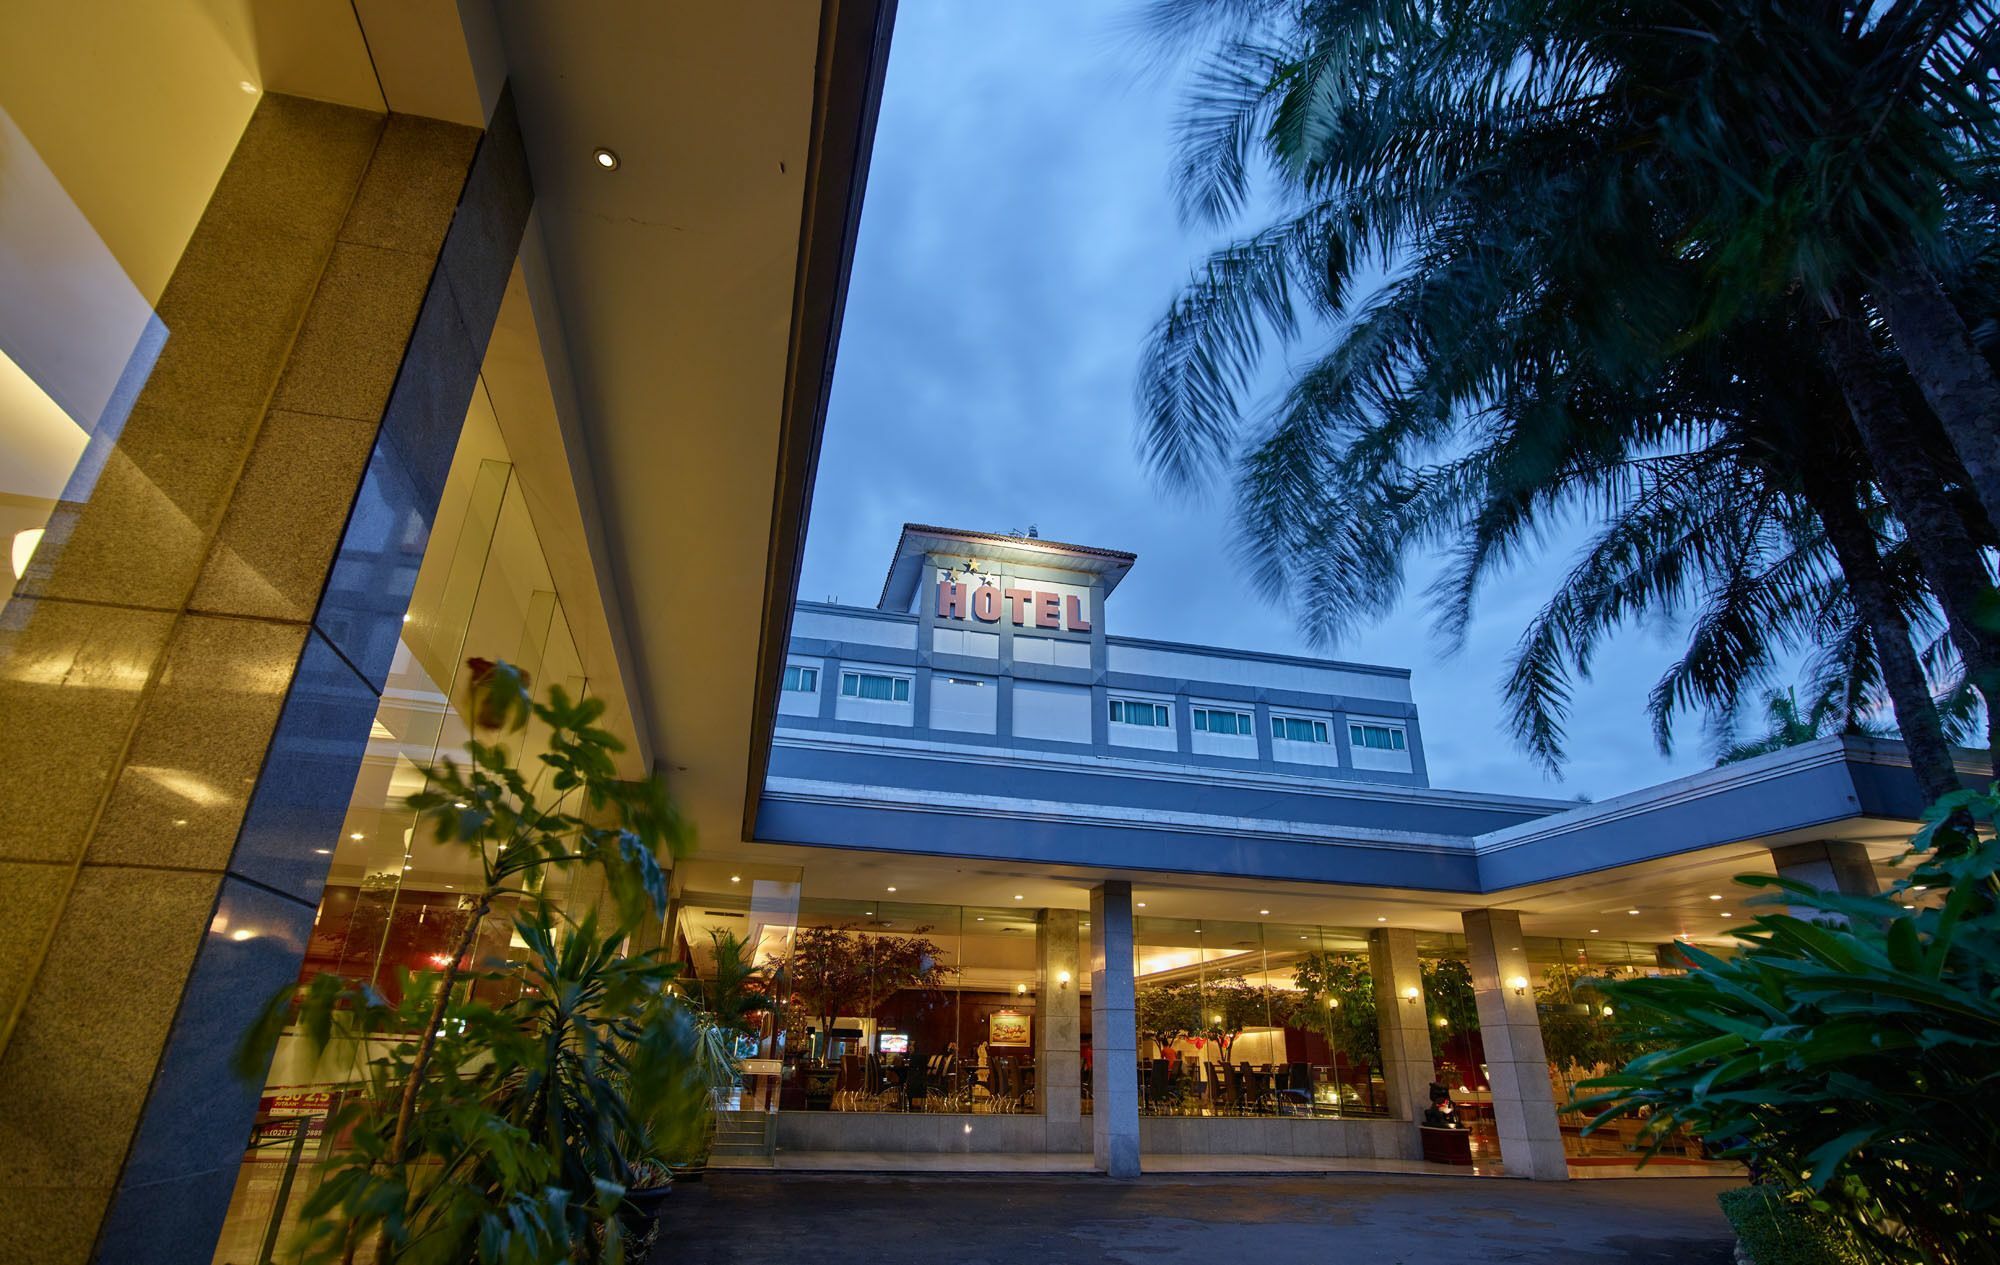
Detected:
left=1589, top=928, right=1600, bottom=934
left=1708, top=894, right=1723, bottom=901
left=1720, top=913, right=1733, bottom=919
left=1259, top=909, right=1270, bottom=915
left=1013, top=894, right=1024, bottom=900
left=730, top=875, right=741, bottom=883
left=593, top=147, right=620, bottom=170
left=1627, top=908, right=1641, bottom=915
left=886, top=886, right=897, bottom=892
left=1136, top=901, right=1147, bottom=908
left=313, top=848, right=331, bottom=855
left=1376, top=916, right=1388, bottom=923
left=350, top=832, right=364, bottom=840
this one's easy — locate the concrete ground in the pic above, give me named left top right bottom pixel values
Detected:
left=650, top=1172, right=1741, bottom=1264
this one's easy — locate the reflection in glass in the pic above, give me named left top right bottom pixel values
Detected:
left=1136, top=917, right=1384, bottom=1118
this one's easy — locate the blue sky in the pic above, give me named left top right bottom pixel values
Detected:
left=800, top=2, right=1712, bottom=801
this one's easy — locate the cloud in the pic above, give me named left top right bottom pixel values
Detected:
left=801, top=2, right=1711, bottom=799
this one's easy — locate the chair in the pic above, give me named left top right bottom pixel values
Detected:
left=1239, top=1062, right=1266, bottom=1114
left=1274, top=1061, right=1314, bottom=1116
left=904, top=1054, right=928, bottom=1108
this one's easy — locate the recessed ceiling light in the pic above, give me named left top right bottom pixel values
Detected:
left=1913, top=885, right=1929, bottom=892
left=1627, top=909, right=1641, bottom=915
left=1013, top=894, right=1023, bottom=900
left=1194, top=929, right=1202, bottom=934
left=1720, top=913, right=1733, bottom=919
left=350, top=832, right=364, bottom=840
left=976, top=916, right=985, bottom=921
left=593, top=147, right=620, bottom=170
left=1259, top=909, right=1270, bottom=915
left=1902, top=903, right=1916, bottom=910
left=1708, top=894, right=1722, bottom=901
left=1136, top=902, right=1147, bottom=908
left=313, top=848, right=331, bottom=855
left=1589, top=928, right=1599, bottom=934
left=1376, top=916, right=1387, bottom=922
left=886, top=886, right=897, bottom=892
left=172, top=818, right=188, bottom=827
left=401, top=613, right=411, bottom=623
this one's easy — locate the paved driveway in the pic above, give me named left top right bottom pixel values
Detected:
left=651, top=1173, right=1739, bottom=1264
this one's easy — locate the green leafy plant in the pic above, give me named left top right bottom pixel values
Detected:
left=238, top=660, right=694, bottom=1263
left=1137, top=979, right=1202, bottom=1052
left=1578, top=788, right=2000, bottom=1262
left=1420, top=958, right=1480, bottom=1062
left=1290, top=951, right=1381, bottom=1072
left=690, top=927, right=772, bottom=1046
left=1717, top=1187, right=1869, bottom=1265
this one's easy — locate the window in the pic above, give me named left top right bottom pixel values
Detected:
left=1109, top=698, right=1170, bottom=727
left=841, top=671, right=910, bottom=702
left=1192, top=707, right=1252, bottom=736
left=782, top=665, right=818, bottom=692
left=1272, top=715, right=1330, bottom=744
left=1350, top=722, right=1407, bottom=751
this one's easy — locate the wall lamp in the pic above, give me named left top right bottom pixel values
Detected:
left=1057, top=970, right=1071, bottom=990
left=1401, top=986, right=1420, bottom=1005
left=1508, top=975, right=1529, bottom=997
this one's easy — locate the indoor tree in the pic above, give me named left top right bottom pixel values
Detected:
left=785, top=924, right=955, bottom=1064
left=1289, top=950, right=1380, bottom=1088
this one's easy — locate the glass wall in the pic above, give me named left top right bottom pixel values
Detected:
left=1522, top=936, right=1718, bottom=1167
left=1135, top=917, right=1384, bottom=1117
left=669, top=864, right=1084, bottom=1116
left=211, top=353, right=619, bottom=1262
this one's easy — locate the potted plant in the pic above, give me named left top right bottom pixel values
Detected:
left=236, top=660, right=698, bottom=1262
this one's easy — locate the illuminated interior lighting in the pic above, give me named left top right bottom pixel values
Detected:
left=11, top=527, right=44, bottom=580
left=593, top=147, right=620, bottom=170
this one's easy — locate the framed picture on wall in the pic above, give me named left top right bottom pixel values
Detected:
left=989, top=1011, right=1031, bottom=1047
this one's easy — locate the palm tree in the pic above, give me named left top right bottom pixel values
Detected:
left=1136, top=0, right=1997, bottom=791
left=1716, top=686, right=1887, bottom=764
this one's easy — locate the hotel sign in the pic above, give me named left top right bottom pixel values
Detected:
left=937, top=579, right=1090, bottom=632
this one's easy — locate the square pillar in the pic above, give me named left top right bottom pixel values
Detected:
left=1036, top=909, right=1081, bottom=1131
left=1088, top=881, right=1139, bottom=1176
left=0, top=92, right=529, bottom=1263
left=1462, top=908, right=1569, bottom=1180
left=1368, top=926, right=1436, bottom=1124
left=1771, top=839, right=1879, bottom=919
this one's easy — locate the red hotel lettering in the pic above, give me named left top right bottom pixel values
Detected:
left=1065, top=594, right=1091, bottom=632
left=1035, top=591, right=1061, bottom=628
left=941, top=577, right=1090, bottom=632
left=936, top=579, right=970, bottom=619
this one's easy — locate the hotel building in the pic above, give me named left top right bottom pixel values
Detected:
left=0, top=4, right=1964, bottom=1261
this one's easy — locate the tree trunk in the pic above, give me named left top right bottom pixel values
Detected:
left=1871, top=253, right=2000, bottom=538
left=389, top=895, right=490, bottom=1165
left=1801, top=470, right=1963, bottom=804
left=1821, top=308, right=2000, bottom=784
